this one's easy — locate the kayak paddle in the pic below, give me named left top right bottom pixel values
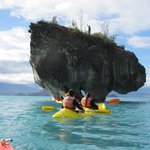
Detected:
left=80, top=89, right=120, bottom=104
left=42, top=106, right=55, bottom=111
left=108, top=98, right=120, bottom=105
left=98, top=103, right=106, bottom=110
left=42, top=95, right=65, bottom=111
left=81, top=89, right=86, bottom=97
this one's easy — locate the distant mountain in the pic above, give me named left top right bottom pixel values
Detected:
left=108, top=86, right=150, bottom=97
left=0, top=82, right=49, bottom=96
left=0, top=82, right=149, bottom=97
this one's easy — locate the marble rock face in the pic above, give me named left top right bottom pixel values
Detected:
left=29, top=22, right=146, bottom=100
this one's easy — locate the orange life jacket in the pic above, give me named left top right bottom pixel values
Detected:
left=81, top=97, right=92, bottom=108
left=63, top=96, right=75, bottom=110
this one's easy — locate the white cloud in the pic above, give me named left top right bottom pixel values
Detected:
left=0, top=0, right=150, bottom=86
left=0, top=73, right=34, bottom=84
left=145, top=67, right=150, bottom=87
left=0, top=49, right=29, bottom=62
left=0, top=27, right=29, bottom=52
left=0, top=0, right=150, bottom=34
left=0, top=27, right=33, bottom=84
left=0, top=61, right=31, bottom=74
left=0, top=27, right=30, bottom=63
left=128, top=36, right=150, bottom=48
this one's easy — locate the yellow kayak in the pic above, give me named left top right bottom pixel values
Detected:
left=53, top=103, right=111, bottom=118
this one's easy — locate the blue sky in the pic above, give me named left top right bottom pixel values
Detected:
left=0, top=0, right=150, bottom=89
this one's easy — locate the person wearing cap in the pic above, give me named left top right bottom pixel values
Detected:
left=81, top=93, right=98, bottom=109
left=62, top=89, right=84, bottom=112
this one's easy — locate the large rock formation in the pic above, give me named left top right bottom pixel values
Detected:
left=29, top=21, right=146, bottom=100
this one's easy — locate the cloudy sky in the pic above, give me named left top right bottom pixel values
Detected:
left=0, top=0, right=150, bottom=88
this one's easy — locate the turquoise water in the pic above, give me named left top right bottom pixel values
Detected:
left=0, top=96, right=150, bottom=150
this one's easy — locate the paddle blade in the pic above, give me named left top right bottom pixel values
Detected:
left=42, top=106, right=55, bottom=111
left=108, top=98, right=120, bottom=105
left=81, top=90, right=86, bottom=96
left=98, top=103, right=106, bottom=110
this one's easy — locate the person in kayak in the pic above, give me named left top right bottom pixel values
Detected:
left=62, top=89, right=84, bottom=112
left=81, top=93, right=98, bottom=109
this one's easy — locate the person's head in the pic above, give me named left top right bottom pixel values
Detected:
left=68, top=89, right=74, bottom=97
left=86, top=92, right=90, bottom=97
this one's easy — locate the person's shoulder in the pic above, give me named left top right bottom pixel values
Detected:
left=64, top=96, right=69, bottom=100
